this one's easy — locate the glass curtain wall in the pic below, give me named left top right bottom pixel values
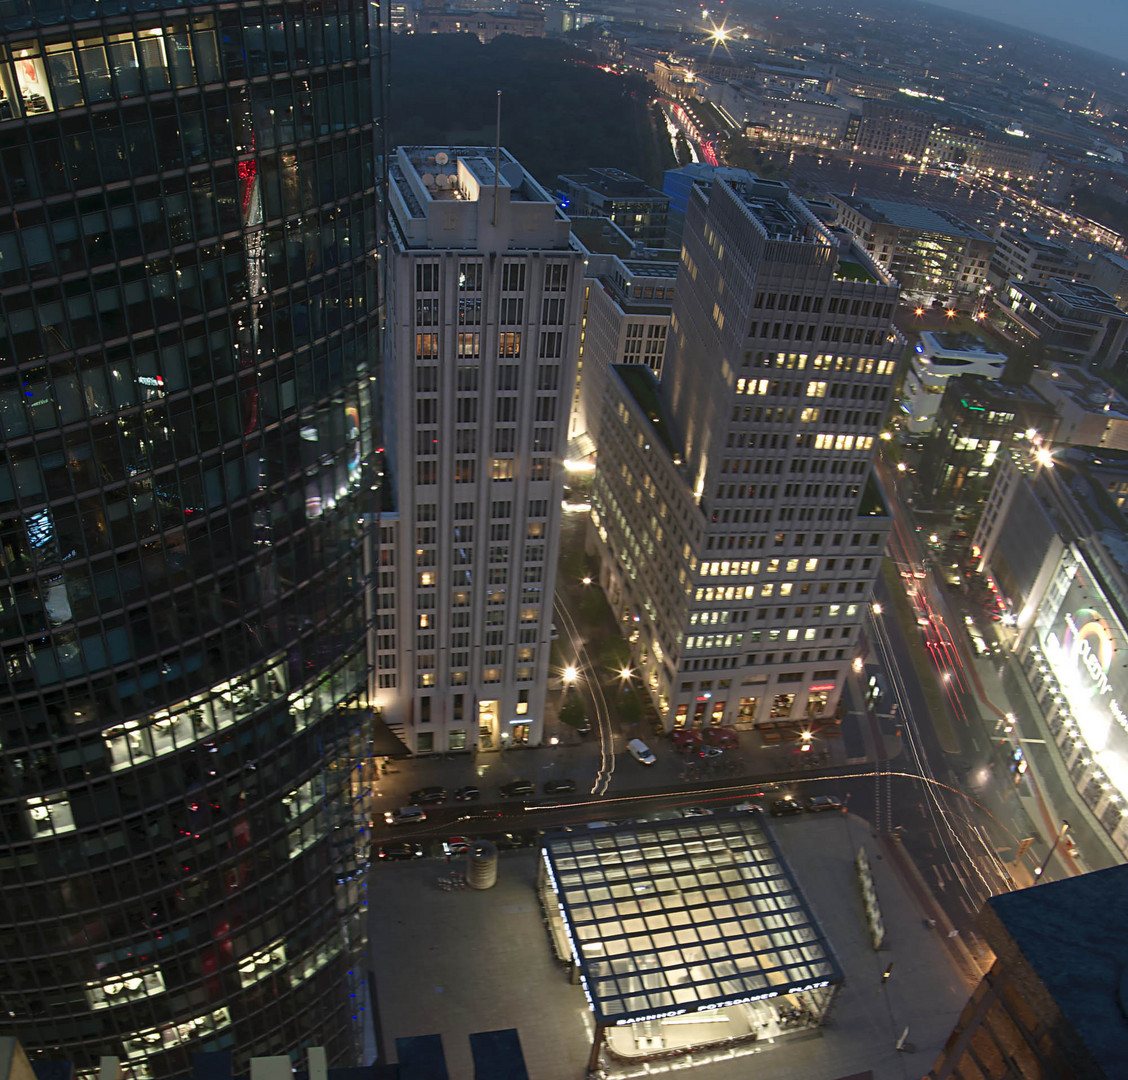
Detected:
left=0, top=2, right=380, bottom=1075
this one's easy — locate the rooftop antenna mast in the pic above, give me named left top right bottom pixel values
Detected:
left=493, top=89, right=502, bottom=227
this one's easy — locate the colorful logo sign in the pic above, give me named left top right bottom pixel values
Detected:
left=1063, top=609, right=1115, bottom=698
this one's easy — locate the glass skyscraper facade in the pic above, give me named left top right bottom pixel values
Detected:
left=0, top=2, right=381, bottom=1074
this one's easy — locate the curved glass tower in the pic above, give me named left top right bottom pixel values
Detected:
left=0, top=2, right=380, bottom=1074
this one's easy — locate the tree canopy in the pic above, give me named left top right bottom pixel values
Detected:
left=388, top=34, right=657, bottom=188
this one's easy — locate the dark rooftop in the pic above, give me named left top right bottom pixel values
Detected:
left=981, top=865, right=1128, bottom=1079
left=614, top=364, right=679, bottom=457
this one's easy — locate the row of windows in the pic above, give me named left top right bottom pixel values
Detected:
left=419, top=260, right=569, bottom=294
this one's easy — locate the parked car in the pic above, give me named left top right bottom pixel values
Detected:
left=806, top=795, right=844, bottom=813
left=703, top=727, right=738, bottom=749
left=408, top=786, right=447, bottom=805
left=544, top=778, right=577, bottom=795
left=453, top=785, right=481, bottom=801
left=627, top=738, right=657, bottom=765
left=769, top=798, right=803, bottom=818
left=385, top=806, right=427, bottom=827
left=377, top=841, right=424, bottom=861
left=499, top=779, right=535, bottom=797
left=698, top=746, right=724, bottom=760
left=672, top=729, right=704, bottom=753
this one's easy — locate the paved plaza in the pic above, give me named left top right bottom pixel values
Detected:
left=367, top=811, right=976, bottom=1080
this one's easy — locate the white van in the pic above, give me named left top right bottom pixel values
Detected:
left=627, top=738, right=657, bottom=765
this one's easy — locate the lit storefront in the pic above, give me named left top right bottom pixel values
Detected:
left=1021, top=553, right=1128, bottom=857
left=537, top=817, right=842, bottom=1073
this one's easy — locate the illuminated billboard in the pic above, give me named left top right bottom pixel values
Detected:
left=1038, top=560, right=1128, bottom=793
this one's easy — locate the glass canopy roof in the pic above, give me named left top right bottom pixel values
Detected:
left=541, top=815, right=842, bottom=1025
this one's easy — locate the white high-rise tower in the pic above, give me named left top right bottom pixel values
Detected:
left=379, top=146, right=583, bottom=752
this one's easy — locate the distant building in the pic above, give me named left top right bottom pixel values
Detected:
left=557, top=168, right=670, bottom=245
left=927, top=865, right=1128, bottom=1080
left=1028, top=366, right=1128, bottom=451
left=852, top=99, right=934, bottom=161
left=589, top=173, right=901, bottom=731
left=997, top=278, right=1128, bottom=368
left=830, top=193, right=994, bottom=306
left=1087, top=248, right=1128, bottom=310
left=698, top=79, right=851, bottom=149
left=381, top=146, right=583, bottom=752
left=925, top=125, right=1045, bottom=179
left=417, top=0, right=545, bottom=41
left=900, top=330, right=1009, bottom=435
left=987, top=227, right=1087, bottom=293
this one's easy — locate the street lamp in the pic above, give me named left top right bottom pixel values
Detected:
left=872, top=602, right=883, bottom=615
left=1034, top=821, right=1070, bottom=880
left=563, top=666, right=578, bottom=685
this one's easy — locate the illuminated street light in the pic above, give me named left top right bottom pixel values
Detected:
left=563, top=666, right=578, bottom=684
left=929, top=533, right=939, bottom=544
left=1035, top=447, right=1054, bottom=469
left=619, top=667, right=633, bottom=681
left=942, top=671, right=953, bottom=682
left=896, top=462, right=907, bottom=472
left=945, top=308, right=957, bottom=319
left=880, top=431, right=892, bottom=441
left=872, top=602, right=883, bottom=615
left=582, top=576, right=592, bottom=586
left=913, top=307, right=924, bottom=317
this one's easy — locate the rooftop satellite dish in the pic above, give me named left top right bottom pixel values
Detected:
left=436, top=173, right=450, bottom=189
left=500, top=161, right=523, bottom=189
left=435, top=151, right=450, bottom=165
left=420, top=172, right=435, bottom=188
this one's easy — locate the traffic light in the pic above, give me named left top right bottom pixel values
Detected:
left=1016, top=837, right=1035, bottom=858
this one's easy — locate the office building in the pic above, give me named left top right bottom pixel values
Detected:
left=997, top=278, right=1128, bottom=368
left=975, top=447, right=1128, bottom=861
left=567, top=216, right=676, bottom=451
left=831, top=194, right=994, bottom=307
left=416, top=0, right=546, bottom=42
left=379, top=146, right=582, bottom=752
left=589, top=175, right=901, bottom=730
left=556, top=168, right=669, bottom=246
left=987, top=227, right=1086, bottom=293
left=851, top=99, right=934, bottom=161
left=919, top=376, right=1057, bottom=505
left=900, top=330, right=1008, bottom=435
left=0, top=4, right=381, bottom=1073
left=927, top=864, right=1128, bottom=1080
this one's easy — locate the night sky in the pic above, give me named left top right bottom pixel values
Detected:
left=927, top=0, right=1128, bottom=64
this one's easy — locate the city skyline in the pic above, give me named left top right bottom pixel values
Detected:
left=926, top=0, right=1128, bottom=63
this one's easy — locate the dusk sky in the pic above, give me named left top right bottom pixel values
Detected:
left=927, top=0, right=1128, bottom=64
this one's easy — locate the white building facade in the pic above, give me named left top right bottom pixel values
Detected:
left=379, top=146, right=583, bottom=752
left=900, top=329, right=1008, bottom=435
left=589, top=176, right=903, bottom=730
